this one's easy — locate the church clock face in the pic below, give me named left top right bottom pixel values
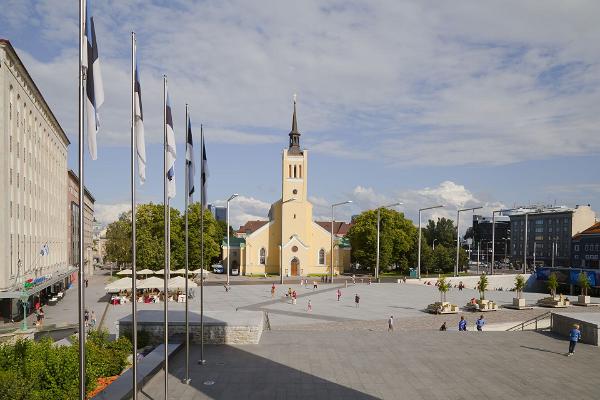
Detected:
left=292, top=246, right=298, bottom=253
left=293, top=189, right=297, bottom=195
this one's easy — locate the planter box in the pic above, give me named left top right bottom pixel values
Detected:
left=513, top=298, right=526, bottom=307
left=578, top=295, right=591, bottom=304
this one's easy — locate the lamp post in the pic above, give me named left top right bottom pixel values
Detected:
left=226, top=194, right=239, bottom=285
left=432, top=239, right=438, bottom=251
left=376, top=202, right=402, bottom=280
left=280, top=197, right=297, bottom=284
left=455, top=207, right=482, bottom=277
left=418, top=205, right=444, bottom=279
left=331, top=201, right=352, bottom=283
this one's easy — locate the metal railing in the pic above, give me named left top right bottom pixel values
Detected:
left=506, top=311, right=552, bottom=332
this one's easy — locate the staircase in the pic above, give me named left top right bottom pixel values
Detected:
left=506, top=311, right=552, bottom=332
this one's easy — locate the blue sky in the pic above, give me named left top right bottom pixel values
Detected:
left=2, top=0, right=600, bottom=230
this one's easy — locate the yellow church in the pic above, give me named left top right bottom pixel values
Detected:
left=223, top=99, right=352, bottom=277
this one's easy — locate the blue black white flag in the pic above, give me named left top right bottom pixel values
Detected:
left=166, top=90, right=176, bottom=199
left=186, top=117, right=195, bottom=202
left=134, top=59, right=146, bottom=184
left=84, top=0, right=104, bottom=160
left=201, top=128, right=209, bottom=208
left=39, top=243, right=49, bottom=256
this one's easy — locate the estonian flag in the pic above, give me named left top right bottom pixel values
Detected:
left=201, top=130, right=209, bottom=208
left=84, top=0, right=104, bottom=160
left=166, top=90, right=176, bottom=199
left=135, top=61, right=146, bottom=184
left=186, top=117, right=195, bottom=202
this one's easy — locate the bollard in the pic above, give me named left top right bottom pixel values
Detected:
left=345, top=280, right=348, bottom=288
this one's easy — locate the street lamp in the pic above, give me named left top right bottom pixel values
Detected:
left=331, top=201, right=352, bottom=283
left=226, top=194, right=239, bottom=285
left=432, top=239, right=438, bottom=251
left=280, top=197, right=297, bottom=284
left=418, top=205, right=444, bottom=279
left=455, top=207, right=482, bottom=277
left=376, top=202, right=402, bottom=280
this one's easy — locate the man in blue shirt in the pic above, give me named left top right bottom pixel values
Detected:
left=567, top=324, right=581, bottom=356
left=458, top=316, right=467, bottom=331
left=476, top=315, right=485, bottom=331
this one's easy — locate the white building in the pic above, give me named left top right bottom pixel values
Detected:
left=0, top=39, right=72, bottom=320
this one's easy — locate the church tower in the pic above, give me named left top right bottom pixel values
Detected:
left=282, top=95, right=308, bottom=203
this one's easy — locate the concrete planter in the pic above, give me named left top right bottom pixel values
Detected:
left=578, top=295, right=591, bottom=304
left=513, top=298, right=526, bottom=307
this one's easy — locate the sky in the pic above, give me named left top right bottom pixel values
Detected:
left=2, top=0, right=600, bottom=231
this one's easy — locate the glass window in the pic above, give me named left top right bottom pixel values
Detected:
left=574, top=245, right=579, bottom=251
left=259, top=248, right=266, bottom=265
left=319, top=249, right=325, bottom=265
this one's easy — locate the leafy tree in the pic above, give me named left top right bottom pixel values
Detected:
left=437, top=277, right=450, bottom=302
left=184, top=204, right=224, bottom=268
left=578, top=272, right=591, bottom=296
left=431, top=245, right=453, bottom=273
left=408, top=234, right=433, bottom=275
left=346, top=209, right=417, bottom=272
left=104, top=212, right=132, bottom=267
left=515, top=274, right=526, bottom=299
left=476, top=274, right=488, bottom=300
left=547, top=272, right=559, bottom=297
left=423, top=217, right=456, bottom=248
left=463, top=226, right=474, bottom=241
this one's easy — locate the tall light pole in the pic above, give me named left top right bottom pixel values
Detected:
left=226, top=194, right=239, bottom=285
left=331, top=201, right=352, bottom=283
left=433, top=239, right=438, bottom=251
left=491, top=208, right=518, bottom=275
left=455, top=207, right=482, bottom=277
left=376, top=202, right=402, bottom=280
left=418, top=205, right=444, bottom=279
left=280, top=197, right=297, bottom=284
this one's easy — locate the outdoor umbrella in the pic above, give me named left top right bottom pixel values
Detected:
left=168, top=276, right=198, bottom=290
left=137, top=269, right=155, bottom=277
left=138, top=276, right=165, bottom=290
left=105, top=277, right=139, bottom=292
left=116, top=268, right=132, bottom=275
left=170, top=268, right=187, bottom=275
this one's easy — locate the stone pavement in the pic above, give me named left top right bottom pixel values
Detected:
left=138, top=329, right=599, bottom=399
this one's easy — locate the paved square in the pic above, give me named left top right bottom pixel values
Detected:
left=139, top=329, right=599, bottom=400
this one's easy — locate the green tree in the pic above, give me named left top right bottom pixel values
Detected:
left=104, top=212, right=132, bottom=267
left=346, top=208, right=417, bottom=272
left=437, top=276, right=450, bottom=302
left=547, top=272, right=559, bottom=297
left=431, top=245, right=453, bottom=273
left=578, top=271, right=591, bottom=296
left=476, top=274, right=488, bottom=300
left=184, top=204, right=224, bottom=268
left=515, top=274, right=526, bottom=299
left=423, top=217, right=456, bottom=248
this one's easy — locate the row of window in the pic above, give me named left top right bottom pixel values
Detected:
left=574, top=244, right=600, bottom=252
left=288, top=164, right=303, bottom=179
left=257, top=248, right=326, bottom=265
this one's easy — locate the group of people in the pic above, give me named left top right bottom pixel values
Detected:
left=84, top=309, right=97, bottom=329
left=438, top=315, right=486, bottom=331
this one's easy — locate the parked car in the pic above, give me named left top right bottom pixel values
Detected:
left=212, top=264, right=224, bottom=274
left=231, top=268, right=239, bottom=276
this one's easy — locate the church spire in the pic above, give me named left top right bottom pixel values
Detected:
left=288, top=94, right=302, bottom=154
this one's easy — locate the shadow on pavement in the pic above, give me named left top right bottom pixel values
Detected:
left=520, top=345, right=566, bottom=356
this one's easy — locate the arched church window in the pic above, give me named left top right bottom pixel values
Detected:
left=319, top=249, right=325, bottom=265
left=293, top=165, right=297, bottom=178
left=289, top=165, right=292, bottom=178
left=259, top=248, right=266, bottom=265
left=299, top=165, right=302, bottom=178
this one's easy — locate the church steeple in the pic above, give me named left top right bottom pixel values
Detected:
left=288, top=94, right=302, bottom=155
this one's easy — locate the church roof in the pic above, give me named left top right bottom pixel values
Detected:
left=315, top=221, right=353, bottom=236
left=221, top=237, right=246, bottom=247
left=237, top=220, right=269, bottom=235
left=573, top=222, right=600, bottom=240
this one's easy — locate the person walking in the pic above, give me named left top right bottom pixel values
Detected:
left=355, top=294, right=360, bottom=308
left=458, top=316, right=467, bottom=331
left=271, top=284, right=276, bottom=298
left=85, top=278, right=89, bottom=288
left=388, top=316, right=394, bottom=332
left=567, top=324, right=582, bottom=356
left=439, top=322, right=447, bottom=331
left=476, top=315, right=485, bottom=331
left=307, top=300, right=312, bottom=312
left=313, top=281, right=318, bottom=291
left=90, top=311, right=97, bottom=328
left=84, top=309, right=90, bottom=328
left=292, top=290, right=297, bottom=305
left=336, top=289, right=342, bottom=301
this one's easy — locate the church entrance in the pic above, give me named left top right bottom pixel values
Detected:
left=291, top=257, right=299, bottom=276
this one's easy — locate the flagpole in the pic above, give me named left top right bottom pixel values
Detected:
left=130, top=30, right=139, bottom=399
left=199, top=124, right=206, bottom=365
left=163, top=75, right=169, bottom=400
left=78, top=1, right=86, bottom=398
left=183, top=104, right=190, bottom=384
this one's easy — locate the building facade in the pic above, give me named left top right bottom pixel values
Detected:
left=509, top=205, right=596, bottom=269
left=572, top=222, right=600, bottom=269
left=223, top=99, right=351, bottom=276
left=472, top=214, right=511, bottom=262
left=208, top=204, right=227, bottom=223
left=0, top=40, right=72, bottom=319
left=67, top=170, right=95, bottom=276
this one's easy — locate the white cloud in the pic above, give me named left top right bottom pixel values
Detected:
left=95, top=202, right=130, bottom=225
left=5, top=0, right=600, bottom=167
left=211, top=195, right=272, bottom=229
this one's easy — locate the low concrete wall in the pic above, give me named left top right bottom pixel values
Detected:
left=407, top=274, right=533, bottom=291
left=551, top=312, right=599, bottom=346
left=118, top=310, right=263, bottom=345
